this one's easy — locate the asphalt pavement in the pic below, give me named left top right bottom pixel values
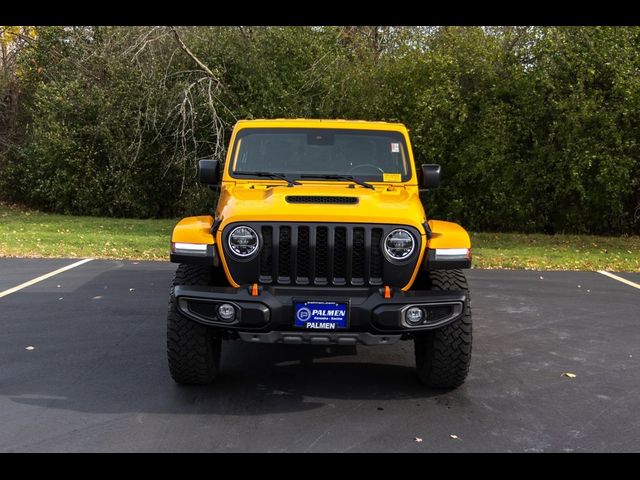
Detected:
left=0, top=258, right=638, bottom=452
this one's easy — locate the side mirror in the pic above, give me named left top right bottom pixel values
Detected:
left=198, top=159, right=220, bottom=185
left=421, top=164, right=441, bottom=189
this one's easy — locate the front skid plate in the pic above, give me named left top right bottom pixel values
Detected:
left=237, top=331, right=401, bottom=346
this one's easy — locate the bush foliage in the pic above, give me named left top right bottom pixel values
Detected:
left=1, top=26, right=639, bottom=234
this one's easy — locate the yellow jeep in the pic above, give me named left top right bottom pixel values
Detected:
left=168, top=119, right=472, bottom=388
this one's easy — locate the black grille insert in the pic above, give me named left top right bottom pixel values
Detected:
left=254, top=224, right=414, bottom=287
left=286, top=196, right=358, bottom=205
left=352, top=228, right=365, bottom=285
left=370, top=228, right=384, bottom=283
left=259, top=226, right=273, bottom=283
left=278, top=226, right=292, bottom=284
left=296, top=226, right=310, bottom=284
left=315, top=227, right=329, bottom=284
left=189, top=301, right=218, bottom=318
left=333, top=227, right=347, bottom=285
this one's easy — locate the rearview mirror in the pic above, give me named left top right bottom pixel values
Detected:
left=421, top=164, right=441, bottom=189
left=198, top=159, right=220, bottom=185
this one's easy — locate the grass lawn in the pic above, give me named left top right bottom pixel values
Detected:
left=0, top=202, right=174, bottom=261
left=470, top=232, right=639, bottom=272
left=1, top=202, right=638, bottom=271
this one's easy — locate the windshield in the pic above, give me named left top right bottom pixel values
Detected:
left=229, top=128, right=411, bottom=182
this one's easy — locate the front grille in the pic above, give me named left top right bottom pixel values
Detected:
left=224, top=222, right=420, bottom=289
left=285, top=196, right=359, bottom=205
left=258, top=224, right=385, bottom=287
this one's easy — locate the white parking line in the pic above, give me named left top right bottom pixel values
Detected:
left=597, top=270, right=640, bottom=291
left=0, top=258, right=94, bottom=299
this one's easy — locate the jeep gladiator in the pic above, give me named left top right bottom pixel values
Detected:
left=168, top=119, right=472, bottom=388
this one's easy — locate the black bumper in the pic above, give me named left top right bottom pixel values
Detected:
left=173, top=285, right=467, bottom=339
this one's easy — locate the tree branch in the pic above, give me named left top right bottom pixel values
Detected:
left=170, top=27, right=219, bottom=84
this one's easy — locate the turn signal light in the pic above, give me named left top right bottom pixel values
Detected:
left=434, top=248, right=471, bottom=261
left=172, top=242, right=208, bottom=255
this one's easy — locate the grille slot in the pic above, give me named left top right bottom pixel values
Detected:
left=315, top=227, right=329, bottom=285
left=351, top=228, right=365, bottom=286
left=188, top=301, right=218, bottom=319
left=286, top=196, right=358, bottom=205
left=278, top=226, right=292, bottom=284
left=370, top=228, right=384, bottom=285
left=333, top=227, right=347, bottom=286
left=296, top=226, right=310, bottom=284
left=259, top=226, right=273, bottom=283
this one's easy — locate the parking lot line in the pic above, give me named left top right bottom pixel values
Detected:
left=0, top=258, right=94, bottom=299
left=597, top=270, right=640, bottom=291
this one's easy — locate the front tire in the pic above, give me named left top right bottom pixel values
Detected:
left=167, top=264, right=222, bottom=385
left=414, top=269, right=472, bottom=389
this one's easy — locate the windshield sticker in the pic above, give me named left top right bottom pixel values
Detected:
left=390, top=142, right=400, bottom=153
left=383, top=173, right=402, bottom=182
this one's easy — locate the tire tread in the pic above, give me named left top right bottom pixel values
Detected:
left=414, top=269, right=472, bottom=389
left=167, top=264, right=221, bottom=384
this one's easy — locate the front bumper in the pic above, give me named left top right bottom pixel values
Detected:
left=174, top=284, right=466, bottom=343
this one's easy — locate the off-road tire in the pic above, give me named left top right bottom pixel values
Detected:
left=167, top=264, right=222, bottom=384
left=414, top=269, right=472, bottom=389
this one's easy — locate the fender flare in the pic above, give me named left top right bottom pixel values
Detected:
left=170, top=216, right=219, bottom=266
left=424, top=220, right=472, bottom=270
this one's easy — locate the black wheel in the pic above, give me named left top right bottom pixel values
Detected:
left=167, top=264, right=223, bottom=384
left=414, top=269, right=472, bottom=389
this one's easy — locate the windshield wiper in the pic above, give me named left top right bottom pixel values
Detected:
left=233, top=171, right=300, bottom=187
left=300, top=174, right=375, bottom=190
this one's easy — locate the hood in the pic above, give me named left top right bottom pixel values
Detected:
left=215, top=183, right=426, bottom=233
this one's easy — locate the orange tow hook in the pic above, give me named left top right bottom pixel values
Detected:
left=383, top=285, right=392, bottom=299
left=251, top=283, right=259, bottom=297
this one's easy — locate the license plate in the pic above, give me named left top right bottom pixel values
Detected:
left=294, top=301, right=349, bottom=330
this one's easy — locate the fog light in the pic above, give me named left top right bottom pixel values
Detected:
left=406, top=307, right=425, bottom=325
left=217, top=303, right=236, bottom=321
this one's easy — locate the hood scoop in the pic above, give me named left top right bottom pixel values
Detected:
left=285, top=195, right=359, bottom=205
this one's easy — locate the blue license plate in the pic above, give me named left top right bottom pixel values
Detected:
left=294, top=301, right=349, bottom=330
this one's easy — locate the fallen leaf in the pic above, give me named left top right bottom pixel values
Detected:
left=562, top=372, right=577, bottom=379
left=414, top=437, right=423, bottom=443
left=450, top=434, right=460, bottom=440
left=25, top=346, right=35, bottom=351
left=539, top=276, right=544, bottom=280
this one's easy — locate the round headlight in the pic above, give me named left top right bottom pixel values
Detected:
left=383, top=229, right=415, bottom=261
left=228, top=225, right=259, bottom=257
